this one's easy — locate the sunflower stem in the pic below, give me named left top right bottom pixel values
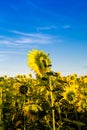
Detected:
left=74, top=103, right=81, bottom=130
left=0, top=88, right=4, bottom=130
left=49, top=76, right=55, bottom=130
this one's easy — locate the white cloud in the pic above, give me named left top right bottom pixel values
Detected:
left=0, top=51, right=25, bottom=55
left=0, top=40, right=11, bottom=44
left=0, top=30, right=56, bottom=48
left=36, top=25, right=56, bottom=31
left=11, top=30, right=33, bottom=36
left=15, top=37, right=51, bottom=44
left=62, top=25, right=70, bottom=29
left=11, top=30, right=52, bottom=39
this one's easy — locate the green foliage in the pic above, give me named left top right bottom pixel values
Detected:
left=0, top=74, right=87, bottom=130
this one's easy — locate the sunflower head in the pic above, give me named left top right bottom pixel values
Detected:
left=83, top=76, right=87, bottom=84
left=77, top=94, right=87, bottom=112
left=13, top=82, right=21, bottom=95
left=27, top=49, right=51, bottom=77
left=62, top=84, right=78, bottom=103
left=19, top=85, right=28, bottom=95
left=13, top=82, right=28, bottom=95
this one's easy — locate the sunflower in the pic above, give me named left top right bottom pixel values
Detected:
left=27, top=49, right=51, bottom=77
left=13, top=82, right=21, bottom=95
left=77, top=94, right=87, bottom=112
left=13, top=82, right=28, bottom=95
left=23, top=104, right=40, bottom=121
left=62, top=84, right=78, bottom=103
left=83, top=76, right=87, bottom=84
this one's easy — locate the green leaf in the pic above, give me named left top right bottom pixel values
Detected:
left=63, top=118, right=86, bottom=126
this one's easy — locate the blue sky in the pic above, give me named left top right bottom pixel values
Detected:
left=0, top=0, right=87, bottom=77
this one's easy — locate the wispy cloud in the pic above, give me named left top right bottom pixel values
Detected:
left=0, top=30, right=63, bottom=57
left=11, top=30, right=52, bottom=39
left=0, top=30, right=57, bottom=47
left=0, top=39, right=20, bottom=46
left=36, top=25, right=56, bottom=31
left=0, top=51, right=25, bottom=55
left=62, top=25, right=70, bottom=29
left=11, top=30, right=33, bottom=36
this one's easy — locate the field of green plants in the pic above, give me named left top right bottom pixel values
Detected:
left=0, top=49, right=87, bottom=130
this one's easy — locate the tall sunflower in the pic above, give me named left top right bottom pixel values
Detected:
left=27, top=49, right=51, bottom=77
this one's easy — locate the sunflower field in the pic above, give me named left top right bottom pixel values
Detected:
left=0, top=49, right=87, bottom=130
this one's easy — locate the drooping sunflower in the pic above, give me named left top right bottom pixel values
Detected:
left=27, top=49, right=51, bottom=77
left=23, top=103, right=41, bottom=121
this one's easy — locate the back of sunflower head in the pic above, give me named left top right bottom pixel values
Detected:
left=27, top=49, right=51, bottom=77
